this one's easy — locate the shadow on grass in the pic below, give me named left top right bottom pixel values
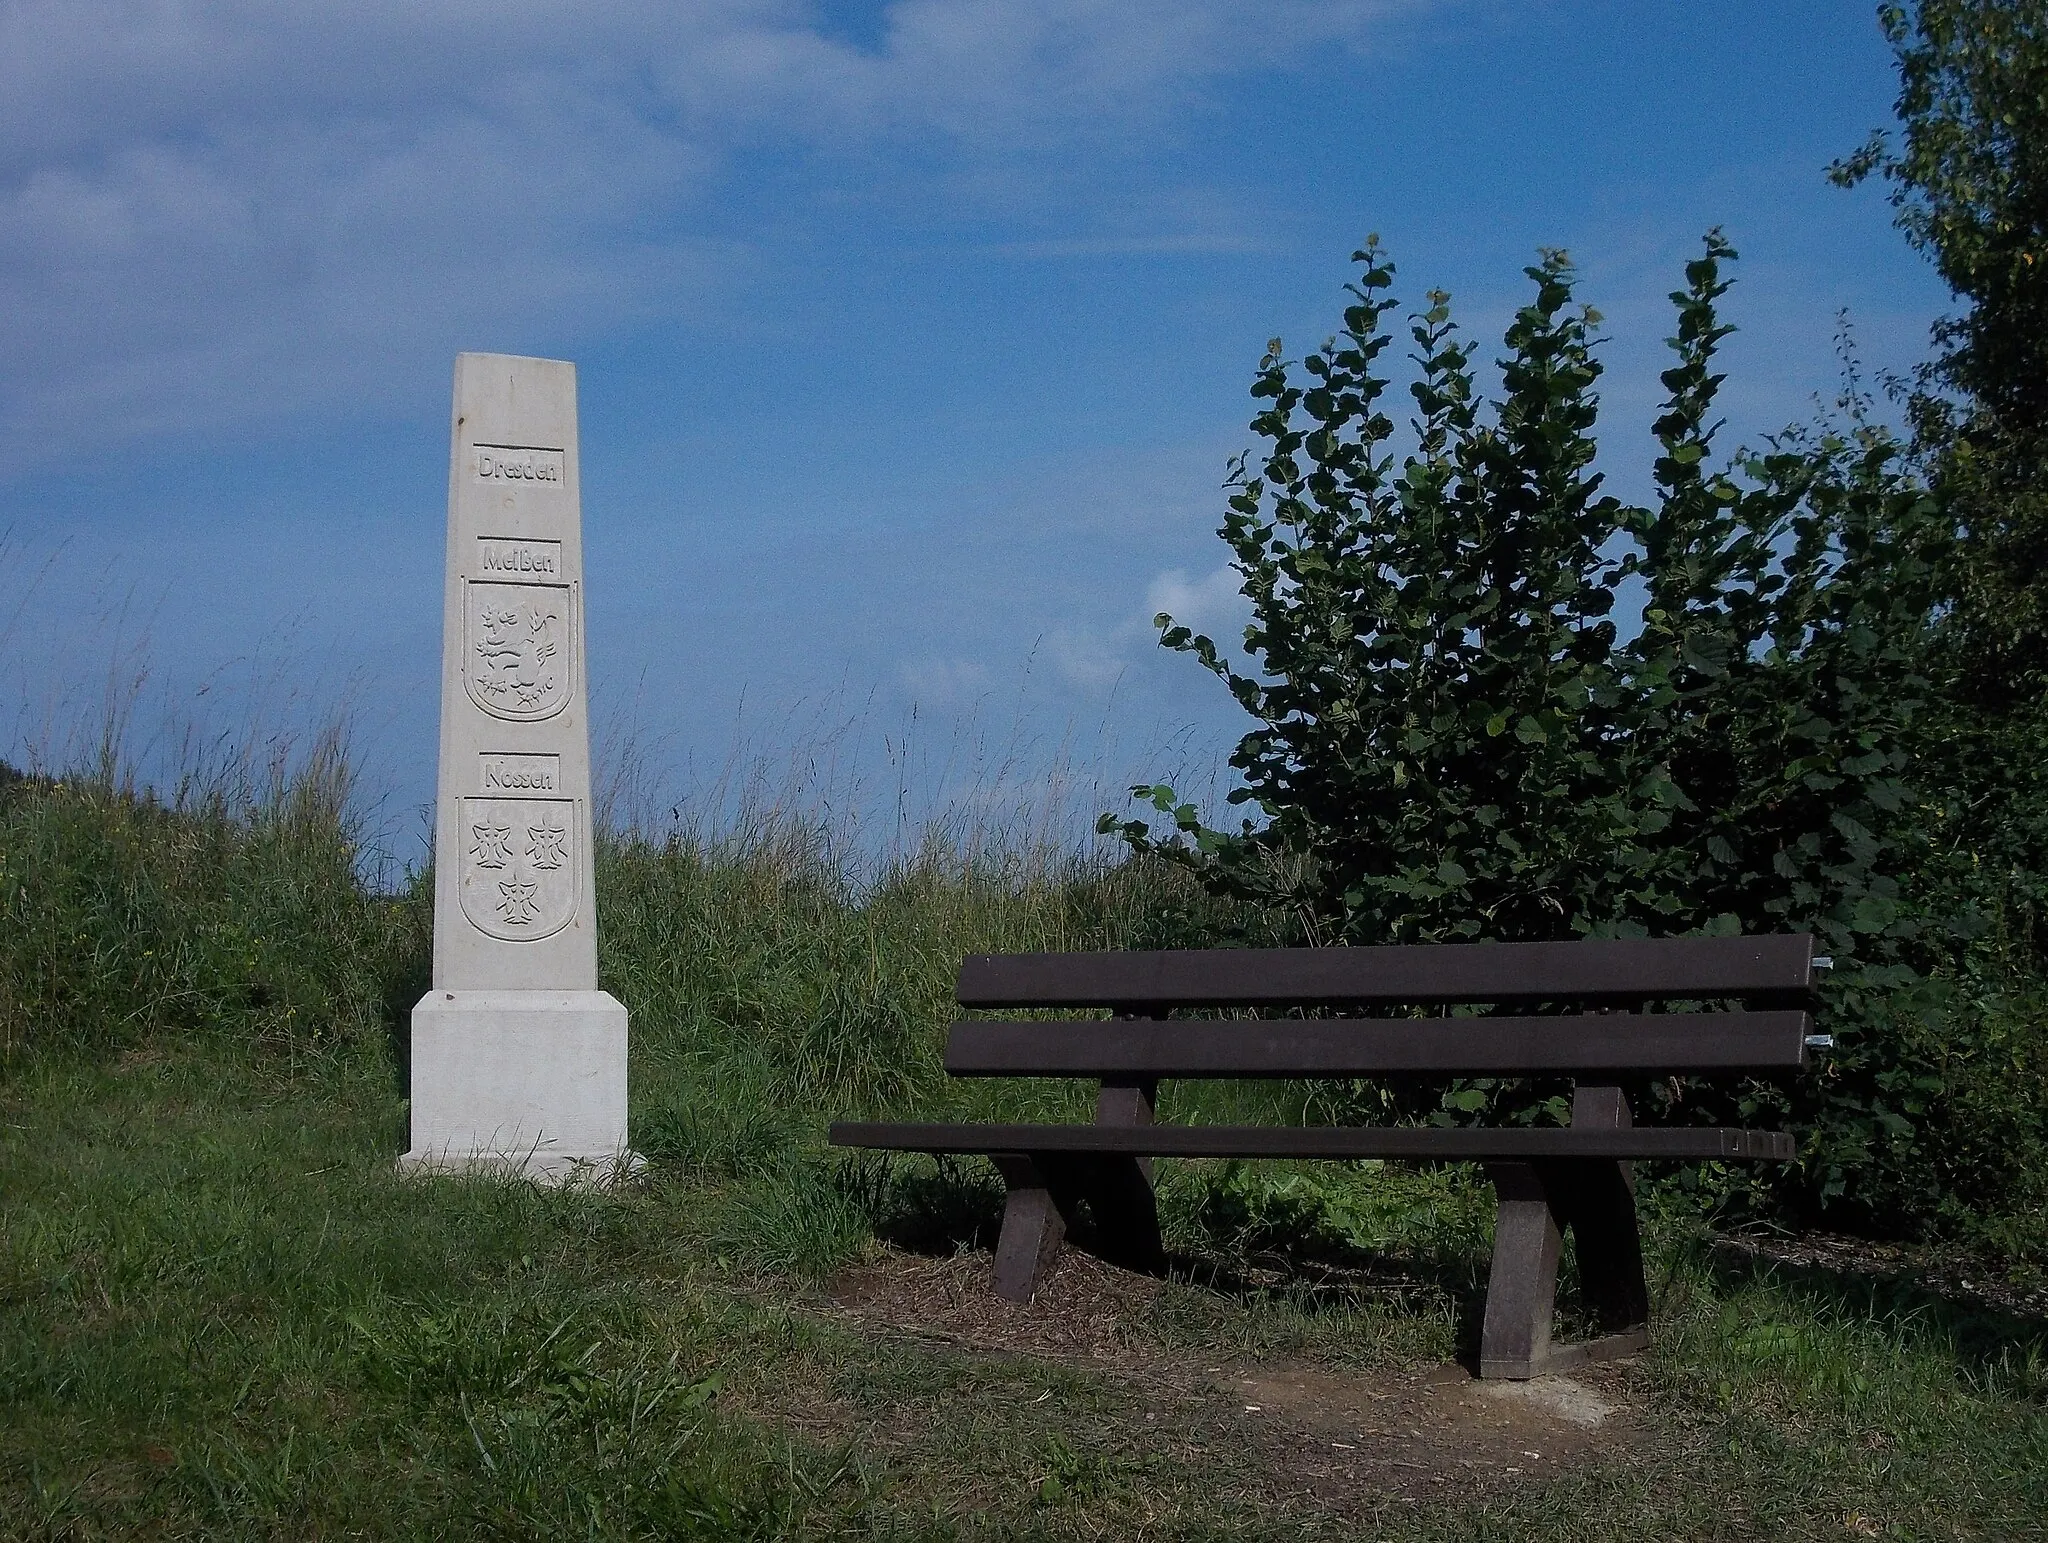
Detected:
left=860, top=1155, right=1008, bottom=1256
left=849, top=1149, right=1490, bottom=1358
left=1166, top=1247, right=1489, bottom=1361
left=1704, top=1235, right=2048, bottom=1389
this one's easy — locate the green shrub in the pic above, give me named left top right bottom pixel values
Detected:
left=1192, top=1159, right=1491, bottom=1272
left=1104, top=236, right=2047, bottom=1257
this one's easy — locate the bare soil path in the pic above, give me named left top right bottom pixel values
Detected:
left=818, top=1248, right=1649, bottom=1511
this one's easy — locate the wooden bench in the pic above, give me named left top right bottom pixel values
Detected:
left=830, top=935, right=1823, bottom=1379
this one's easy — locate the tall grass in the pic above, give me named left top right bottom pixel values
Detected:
left=0, top=728, right=420, bottom=1066
left=9, top=719, right=2047, bottom=1277
left=605, top=813, right=1274, bottom=1108
left=0, top=722, right=1300, bottom=1256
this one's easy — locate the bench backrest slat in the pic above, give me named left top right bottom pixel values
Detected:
left=946, top=1010, right=1811, bottom=1078
left=955, top=936, right=1815, bottom=1010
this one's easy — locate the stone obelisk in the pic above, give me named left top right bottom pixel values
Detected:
left=402, top=352, right=632, bottom=1182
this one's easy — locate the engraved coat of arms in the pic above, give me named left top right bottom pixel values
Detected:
left=463, top=581, right=574, bottom=720
left=457, top=796, right=580, bottom=941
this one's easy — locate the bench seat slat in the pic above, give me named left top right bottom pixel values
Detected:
left=945, top=1010, right=1811, bottom=1077
left=830, top=1121, right=1797, bottom=1162
left=956, top=935, right=1816, bottom=1009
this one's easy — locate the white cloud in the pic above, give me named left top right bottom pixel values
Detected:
left=1026, top=563, right=1250, bottom=698
left=0, top=0, right=1408, bottom=466
left=898, top=654, right=991, bottom=706
left=1146, top=562, right=1249, bottom=649
left=1042, top=624, right=1125, bottom=692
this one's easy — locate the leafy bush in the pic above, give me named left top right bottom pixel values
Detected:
left=1834, top=0, right=2048, bottom=708
left=1106, top=236, right=1940, bottom=962
left=1105, top=236, right=2046, bottom=1253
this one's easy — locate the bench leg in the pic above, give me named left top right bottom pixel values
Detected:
left=1097, top=1077, right=1158, bottom=1181
left=1086, top=1077, right=1167, bottom=1275
left=1076, top=1154, right=1168, bottom=1275
left=1560, top=1158, right=1651, bottom=1337
left=1481, top=1088, right=1653, bottom=1379
left=986, top=1145, right=1166, bottom=1302
left=989, top=1154, right=1075, bottom=1303
left=1480, top=1159, right=1565, bottom=1379
left=1564, top=1084, right=1651, bottom=1340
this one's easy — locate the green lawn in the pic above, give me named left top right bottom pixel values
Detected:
left=4, top=1038, right=2043, bottom=1541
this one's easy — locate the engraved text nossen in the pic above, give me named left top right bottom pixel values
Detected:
left=482, top=753, right=561, bottom=793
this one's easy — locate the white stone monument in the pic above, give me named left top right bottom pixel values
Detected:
left=401, top=352, right=633, bottom=1183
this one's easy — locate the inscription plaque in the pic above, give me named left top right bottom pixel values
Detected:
left=482, top=752, right=561, bottom=793
left=472, top=444, right=565, bottom=484
left=478, top=537, right=563, bottom=579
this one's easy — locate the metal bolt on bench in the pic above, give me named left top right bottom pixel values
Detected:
left=830, top=934, right=1822, bottom=1380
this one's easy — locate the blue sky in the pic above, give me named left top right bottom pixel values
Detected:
left=1, top=0, right=1952, bottom=864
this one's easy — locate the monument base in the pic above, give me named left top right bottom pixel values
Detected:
left=401, top=989, right=636, bottom=1186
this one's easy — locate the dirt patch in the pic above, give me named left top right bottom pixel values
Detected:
left=1228, top=1360, right=1623, bottom=1481
left=821, top=1247, right=1645, bottom=1505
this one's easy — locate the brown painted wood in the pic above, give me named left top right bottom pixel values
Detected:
left=1096, top=1079, right=1158, bottom=1126
left=988, top=1154, right=1072, bottom=1303
left=853, top=936, right=1815, bottom=1369
left=1095, top=1073, right=1160, bottom=1186
left=945, top=1010, right=1811, bottom=1078
left=985, top=1153, right=1164, bottom=1295
left=1066, top=1154, right=1169, bottom=1275
left=1570, top=1083, right=1634, bottom=1137
left=955, top=934, right=1817, bottom=1009
left=1561, top=1083, right=1651, bottom=1334
left=1519, top=1328, right=1652, bottom=1378
left=1085, top=1060, right=1167, bottom=1272
left=1096, top=1005, right=1162, bottom=1157
left=1469, top=1091, right=1655, bottom=1379
left=829, top=1122, right=1796, bottom=1161
left=1561, top=1158, right=1652, bottom=1335
left=1480, top=1160, right=1564, bottom=1379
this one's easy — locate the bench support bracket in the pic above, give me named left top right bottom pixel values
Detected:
left=1086, top=1070, right=1168, bottom=1276
left=984, top=1067, right=1168, bottom=1302
left=987, top=1147, right=1168, bottom=1302
left=989, top=1154, right=1073, bottom=1303
left=1479, top=1085, right=1652, bottom=1378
